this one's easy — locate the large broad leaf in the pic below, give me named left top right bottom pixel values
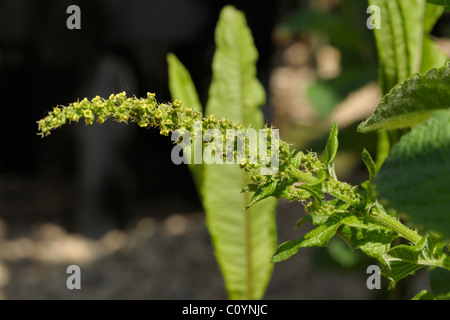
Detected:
left=368, top=0, right=446, bottom=94
left=202, top=5, right=277, bottom=300
left=374, top=109, right=450, bottom=238
left=358, top=64, right=450, bottom=133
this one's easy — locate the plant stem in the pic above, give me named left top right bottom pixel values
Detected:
left=370, top=204, right=422, bottom=245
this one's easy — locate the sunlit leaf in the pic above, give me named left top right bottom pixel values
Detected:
left=358, top=64, right=450, bottom=132
left=202, top=5, right=277, bottom=300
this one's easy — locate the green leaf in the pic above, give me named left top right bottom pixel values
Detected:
left=201, top=5, right=277, bottom=300
left=368, top=0, right=446, bottom=94
left=427, top=0, right=450, bottom=6
left=321, top=122, right=338, bottom=179
left=339, top=223, right=396, bottom=264
left=167, top=53, right=203, bottom=114
left=429, top=267, right=450, bottom=299
left=374, top=109, right=450, bottom=238
left=271, top=214, right=367, bottom=263
left=421, top=4, right=448, bottom=73
left=361, top=149, right=377, bottom=180
left=167, top=53, right=204, bottom=191
left=381, top=235, right=450, bottom=289
left=245, top=181, right=278, bottom=209
left=205, top=8, right=265, bottom=125
left=412, top=290, right=437, bottom=300
left=358, top=64, right=450, bottom=133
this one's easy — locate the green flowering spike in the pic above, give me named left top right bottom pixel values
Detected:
left=38, top=93, right=368, bottom=213
left=37, top=92, right=363, bottom=213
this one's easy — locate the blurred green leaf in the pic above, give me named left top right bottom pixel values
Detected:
left=429, top=267, right=450, bottom=299
left=167, top=53, right=203, bottom=190
left=202, top=5, right=277, bottom=300
left=326, top=237, right=361, bottom=268
left=306, top=82, right=341, bottom=119
left=369, top=0, right=446, bottom=94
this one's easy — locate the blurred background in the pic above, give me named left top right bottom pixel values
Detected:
left=0, top=0, right=449, bottom=299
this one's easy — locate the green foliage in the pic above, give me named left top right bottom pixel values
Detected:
left=271, top=213, right=367, bottom=263
left=358, top=64, right=450, bottom=133
left=374, top=108, right=450, bottom=238
left=321, top=122, right=338, bottom=180
left=169, top=41, right=277, bottom=299
left=359, top=0, right=450, bottom=298
left=36, top=91, right=450, bottom=297
left=369, top=0, right=446, bottom=94
left=339, top=221, right=396, bottom=263
left=197, top=6, right=277, bottom=300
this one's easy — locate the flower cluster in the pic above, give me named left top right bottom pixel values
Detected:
left=38, top=92, right=291, bottom=174
left=37, top=92, right=363, bottom=216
